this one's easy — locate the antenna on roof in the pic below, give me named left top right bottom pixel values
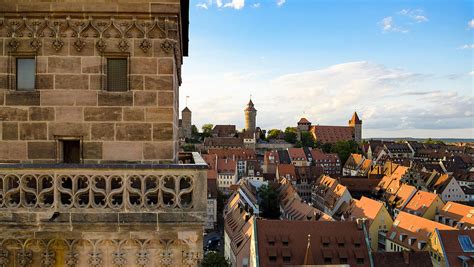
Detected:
left=185, top=95, right=189, bottom=107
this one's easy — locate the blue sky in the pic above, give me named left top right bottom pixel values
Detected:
left=180, top=0, right=473, bottom=138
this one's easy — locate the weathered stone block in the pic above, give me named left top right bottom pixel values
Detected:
left=48, top=57, right=81, bottom=73
left=158, top=91, right=174, bottom=106
left=2, top=122, right=18, bottom=140
left=131, top=58, right=157, bottom=74
left=83, top=142, right=102, bottom=159
left=29, top=107, right=55, bottom=121
left=55, top=74, right=89, bottom=89
left=56, top=107, right=83, bottom=122
left=116, top=123, right=152, bottom=141
left=103, top=142, right=142, bottom=161
left=82, top=57, right=101, bottom=73
left=84, top=107, right=122, bottom=121
left=134, top=91, right=157, bottom=106
left=36, top=56, right=48, bottom=73
left=0, top=142, right=27, bottom=160
left=158, top=58, right=174, bottom=74
left=0, top=74, right=7, bottom=90
left=143, top=142, right=174, bottom=159
left=0, top=92, right=3, bottom=105
left=123, top=107, right=145, bottom=121
left=27, top=141, right=56, bottom=159
left=91, top=123, right=115, bottom=141
left=5, top=92, right=40, bottom=106
left=40, top=91, right=75, bottom=106
left=130, top=75, right=144, bottom=90
left=0, top=107, right=28, bottom=121
left=98, top=92, right=133, bottom=106
left=0, top=57, right=8, bottom=73
left=75, top=90, right=97, bottom=106
left=144, top=75, right=173, bottom=91
left=145, top=107, right=173, bottom=122
left=19, top=122, right=47, bottom=140
left=36, top=74, right=54, bottom=89
left=89, top=75, right=102, bottom=90
left=153, top=123, right=173, bottom=141
left=48, top=123, right=90, bottom=140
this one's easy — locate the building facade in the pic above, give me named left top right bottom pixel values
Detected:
left=0, top=1, right=208, bottom=266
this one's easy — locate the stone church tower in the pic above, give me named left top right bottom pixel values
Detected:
left=349, top=112, right=363, bottom=143
left=244, top=99, right=257, bottom=132
left=0, top=1, right=207, bottom=266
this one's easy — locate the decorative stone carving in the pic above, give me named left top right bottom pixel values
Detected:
left=117, top=38, right=129, bottom=52
left=65, top=250, right=79, bottom=267
left=112, top=250, right=127, bottom=266
left=160, top=249, right=173, bottom=266
left=96, top=38, right=107, bottom=53
left=30, top=37, right=42, bottom=51
left=73, top=38, right=86, bottom=52
left=0, top=173, right=195, bottom=210
left=182, top=251, right=201, bottom=266
left=0, top=248, right=9, bottom=267
left=88, top=250, right=102, bottom=267
left=136, top=249, right=149, bottom=267
left=161, top=39, right=176, bottom=54
left=139, top=39, right=152, bottom=53
left=41, top=250, right=55, bottom=267
left=52, top=38, right=64, bottom=51
left=7, top=38, right=20, bottom=52
left=17, top=249, right=33, bottom=267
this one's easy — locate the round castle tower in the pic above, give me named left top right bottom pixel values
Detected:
left=244, top=99, right=257, bottom=132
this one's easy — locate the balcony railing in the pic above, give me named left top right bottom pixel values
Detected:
left=0, top=153, right=207, bottom=213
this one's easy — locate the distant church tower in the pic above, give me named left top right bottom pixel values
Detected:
left=181, top=107, right=192, bottom=139
left=245, top=98, right=257, bottom=132
left=349, top=112, right=362, bottom=143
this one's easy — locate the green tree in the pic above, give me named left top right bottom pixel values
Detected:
left=301, top=131, right=315, bottom=148
left=284, top=127, right=298, bottom=144
left=267, top=129, right=283, bottom=139
left=258, top=185, right=280, bottom=219
left=202, top=124, right=214, bottom=138
left=201, top=252, right=230, bottom=267
left=424, top=138, right=445, bottom=145
left=182, top=144, right=196, bottom=151
left=191, top=125, right=199, bottom=136
left=330, top=140, right=360, bottom=165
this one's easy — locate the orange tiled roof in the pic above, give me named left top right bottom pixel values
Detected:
left=387, top=211, right=454, bottom=251
left=208, top=148, right=256, bottom=160
left=403, top=190, right=441, bottom=217
left=217, top=158, right=237, bottom=173
left=392, top=184, right=417, bottom=209
left=348, top=197, right=384, bottom=226
left=298, top=117, right=311, bottom=124
left=439, top=202, right=474, bottom=228
left=349, top=112, right=362, bottom=125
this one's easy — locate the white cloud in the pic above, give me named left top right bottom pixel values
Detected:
left=216, top=0, right=223, bottom=7
left=196, top=2, right=209, bottom=9
left=469, top=71, right=474, bottom=76
left=460, top=44, right=474, bottom=49
left=181, top=61, right=473, bottom=138
left=398, top=9, right=428, bottom=23
left=251, top=3, right=260, bottom=8
left=468, top=19, right=474, bottom=28
left=379, top=16, right=408, bottom=33
left=224, top=0, right=245, bottom=9
left=276, top=0, right=286, bottom=7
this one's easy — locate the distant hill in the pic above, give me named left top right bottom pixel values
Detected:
left=365, top=137, right=474, bottom=144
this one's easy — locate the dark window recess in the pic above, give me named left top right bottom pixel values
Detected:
left=62, top=140, right=81, bottom=163
left=107, top=58, right=128, bottom=91
left=16, top=58, right=35, bottom=91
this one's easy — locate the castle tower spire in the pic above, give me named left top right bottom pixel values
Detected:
left=348, top=112, right=362, bottom=143
left=244, top=97, right=257, bottom=132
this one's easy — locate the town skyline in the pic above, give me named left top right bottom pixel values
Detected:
left=180, top=0, right=473, bottom=139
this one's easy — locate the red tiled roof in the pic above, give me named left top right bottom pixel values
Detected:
left=277, top=164, right=296, bottom=178
left=437, top=230, right=474, bottom=266
left=287, top=148, right=307, bottom=161
left=439, top=202, right=474, bottom=229
left=217, top=158, right=237, bottom=173
left=256, top=220, right=370, bottom=266
left=403, top=190, right=441, bottom=217
left=311, top=125, right=354, bottom=143
left=372, top=251, right=432, bottom=267
left=298, top=117, right=311, bottom=124
left=208, top=148, right=256, bottom=160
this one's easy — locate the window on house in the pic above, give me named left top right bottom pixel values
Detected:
left=107, top=58, right=128, bottom=91
left=16, top=58, right=35, bottom=91
left=61, top=140, right=81, bottom=163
